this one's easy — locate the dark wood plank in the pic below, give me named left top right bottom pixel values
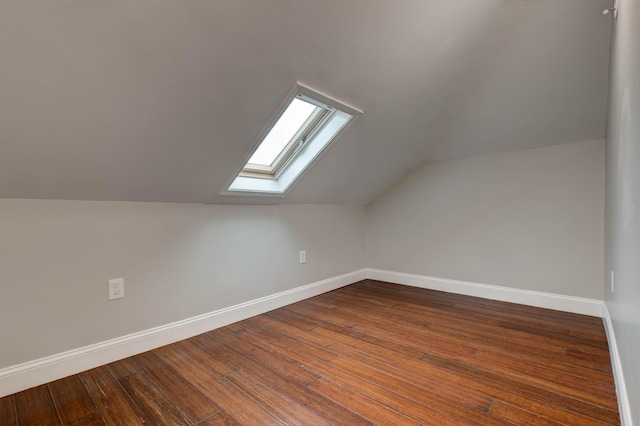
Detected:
left=48, top=375, right=102, bottom=425
left=118, top=371, right=192, bottom=425
left=250, top=313, right=498, bottom=414
left=14, top=384, right=60, bottom=425
left=224, top=369, right=331, bottom=426
left=206, top=327, right=326, bottom=384
left=0, top=395, right=17, bottom=426
left=360, top=280, right=602, bottom=327
left=106, top=357, right=143, bottom=380
left=424, top=355, right=619, bottom=424
left=474, top=350, right=617, bottom=403
left=305, top=354, right=503, bottom=425
left=231, top=314, right=505, bottom=424
left=67, top=413, right=107, bottom=425
left=79, top=366, right=147, bottom=425
left=298, top=295, right=614, bottom=384
left=309, top=377, right=427, bottom=425
left=198, top=410, right=241, bottom=425
left=194, top=330, right=373, bottom=426
left=354, top=280, right=605, bottom=336
left=352, top=348, right=615, bottom=425
left=489, top=402, right=565, bottom=426
left=154, top=344, right=285, bottom=425
left=183, top=331, right=331, bottom=426
left=133, top=349, right=221, bottom=424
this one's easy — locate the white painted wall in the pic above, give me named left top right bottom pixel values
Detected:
left=366, top=140, right=605, bottom=299
left=0, top=200, right=365, bottom=369
left=605, top=0, right=640, bottom=422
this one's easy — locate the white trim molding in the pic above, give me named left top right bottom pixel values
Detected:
left=366, top=269, right=603, bottom=317
left=0, top=269, right=366, bottom=398
left=602, top=303, right=633, bottom=426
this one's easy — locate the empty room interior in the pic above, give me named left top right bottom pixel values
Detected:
left=0, top=0, right=638, bottom=424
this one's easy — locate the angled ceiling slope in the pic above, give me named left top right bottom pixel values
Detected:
left=0, top=0, right=611, bottom=205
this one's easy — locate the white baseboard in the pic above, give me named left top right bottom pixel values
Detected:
left=602, top=303, right=633, bottom=426
left=0, top=269, right=366, bottom=398
left=365, top=269, right=603, bottom=317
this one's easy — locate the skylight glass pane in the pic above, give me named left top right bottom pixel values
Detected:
left=247, top=98, right=317, bottom=167
left=222, top=83, right=362, bottom=196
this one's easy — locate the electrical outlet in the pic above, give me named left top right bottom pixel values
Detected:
left=299, top=250, right=307, bottom=264
left=109, top=278, right=125, bottom=300
left=610, top=270, right=614, bottom=293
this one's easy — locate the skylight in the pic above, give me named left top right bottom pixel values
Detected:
left=222, top=84, right=361, bottom=196
left=246, top=98, right=318, bottom=167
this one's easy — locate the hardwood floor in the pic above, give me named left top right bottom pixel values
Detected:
left=0, top=280, right=620, bottom=425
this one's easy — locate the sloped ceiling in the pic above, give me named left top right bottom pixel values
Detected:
left=0, top=0, right=611, bottom=205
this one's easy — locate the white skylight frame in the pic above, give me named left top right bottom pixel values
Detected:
left=240, top=96, right=333, bottom=179
left=221, top=83, right=361, bottom=197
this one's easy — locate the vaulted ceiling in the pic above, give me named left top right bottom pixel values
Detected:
left=0, top=0, right=611, bottom=204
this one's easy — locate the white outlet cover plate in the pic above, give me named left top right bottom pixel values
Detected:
left=109, top=278, right=125, bottom=300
